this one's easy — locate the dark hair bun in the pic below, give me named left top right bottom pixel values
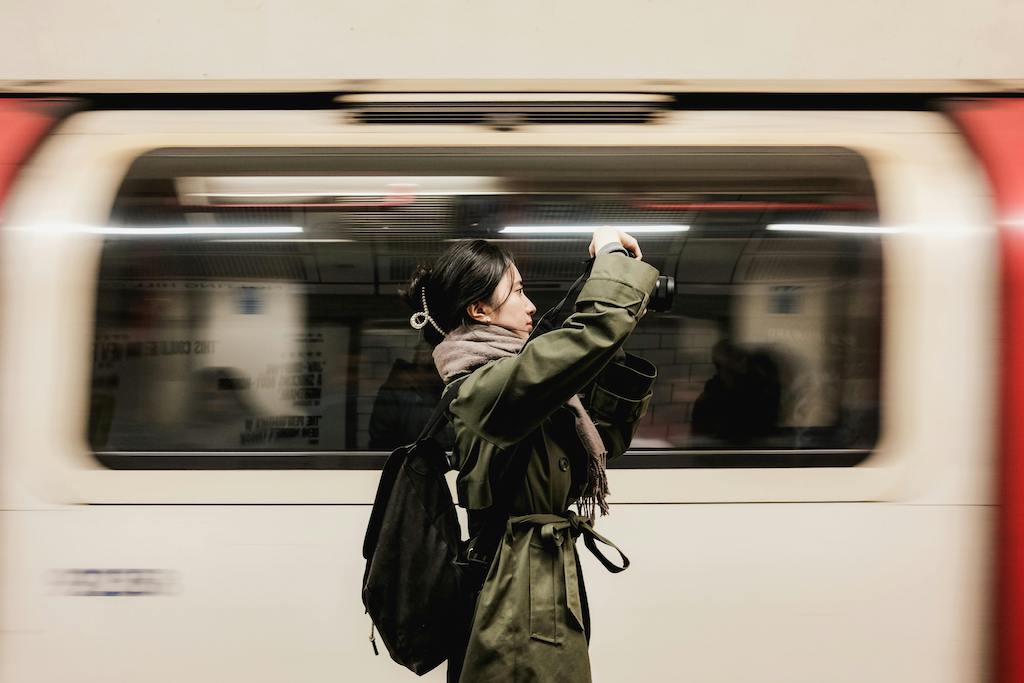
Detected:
left=400, top=264, right=432, bottom=310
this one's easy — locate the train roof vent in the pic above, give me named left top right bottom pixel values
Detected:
left=337, top=93, right=672, bottom=126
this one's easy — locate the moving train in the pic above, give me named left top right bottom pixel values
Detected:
left=1, top=89, right=1022, bottom=682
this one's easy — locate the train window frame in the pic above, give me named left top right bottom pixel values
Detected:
left=89, top=144, right=883, bottom=471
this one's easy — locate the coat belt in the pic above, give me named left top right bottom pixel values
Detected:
left=505, top=512, right=630, bottom=645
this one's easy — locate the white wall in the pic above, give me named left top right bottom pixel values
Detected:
left=0, top=0, right=1022, bottom=83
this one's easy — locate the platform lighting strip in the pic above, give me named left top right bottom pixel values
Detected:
left=177, top=176, right=506, bottom=199
left=85, top=226, right=304, bottom=236
left=337, top=93, right=673, bottom=104
left=208, top=238, right=354, bottom=243
left=767, top=224, right=904, bottom=235
left=501, top=225, right=689, bottom=234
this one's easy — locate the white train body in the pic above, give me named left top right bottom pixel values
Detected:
left=0, top=96, right=1015, bottom=682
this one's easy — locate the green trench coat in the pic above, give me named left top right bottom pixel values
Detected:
left=447, top=254, right=660, bottom=683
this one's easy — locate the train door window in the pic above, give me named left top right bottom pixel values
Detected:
left=89, top=147, right=881, bottom=468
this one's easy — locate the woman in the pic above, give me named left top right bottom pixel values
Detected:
left=403, top=229, right=659, bottom=683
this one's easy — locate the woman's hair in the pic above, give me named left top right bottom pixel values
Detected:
left=401, top=239, right=515, bottom=346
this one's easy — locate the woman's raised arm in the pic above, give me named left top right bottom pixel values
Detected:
left=451, top=253, right=659, bottom=447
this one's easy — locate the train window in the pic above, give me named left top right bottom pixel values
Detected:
left=89, top=147, right=881, bottom=469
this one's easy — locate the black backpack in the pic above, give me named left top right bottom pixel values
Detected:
left=363, top=373, right=525, bottom=675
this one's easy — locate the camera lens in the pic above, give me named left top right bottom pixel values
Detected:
left=648, top=276, right=675, bottom=313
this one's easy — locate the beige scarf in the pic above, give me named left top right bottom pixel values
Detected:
left=432, top=323, right=610, bottom=519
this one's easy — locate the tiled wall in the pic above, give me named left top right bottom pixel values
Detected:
left=622, top=318, right=721, bottom=445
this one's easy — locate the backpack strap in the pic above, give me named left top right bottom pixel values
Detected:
left=521, top=257, right=594, bottom=345
left=415, top=373, right=471, bottom=444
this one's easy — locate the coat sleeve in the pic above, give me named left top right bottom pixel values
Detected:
left=584, top=351, right=657, bottom=460
left=450, top=253, right=659, bottom=448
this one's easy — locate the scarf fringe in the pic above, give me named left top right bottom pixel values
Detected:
left=577, top=452, right=611, bottom=522
left=569, top=395, right=610, bottom=521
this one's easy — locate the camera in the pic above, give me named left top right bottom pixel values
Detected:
left=648, top=275, right=675, bottom=313
left=530, top=257, right=675, bottom=343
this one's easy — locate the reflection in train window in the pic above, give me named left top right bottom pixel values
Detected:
left=88, top=147, right=881, bottom=467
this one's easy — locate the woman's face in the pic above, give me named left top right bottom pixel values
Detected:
left=480, top=265, right=537, bottom=339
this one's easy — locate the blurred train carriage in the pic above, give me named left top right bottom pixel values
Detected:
left=0, top=89, right=1022, bottom=682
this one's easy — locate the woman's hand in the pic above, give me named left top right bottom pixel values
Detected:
left=589, top=228, right=643, bottom=261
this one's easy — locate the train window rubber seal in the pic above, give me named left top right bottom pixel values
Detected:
left=93, top=449, right=872, bottom=470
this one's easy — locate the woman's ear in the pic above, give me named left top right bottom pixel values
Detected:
left=466, top=300, right=492, bottom=323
